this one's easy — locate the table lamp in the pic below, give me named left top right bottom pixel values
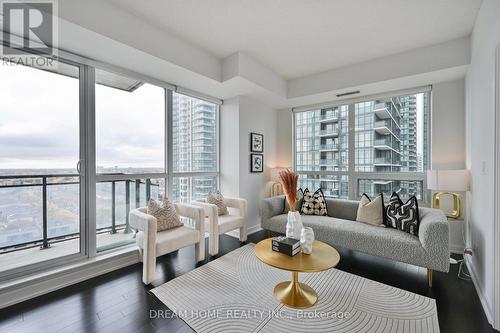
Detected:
left=270, top=167, right=289, bottom=196
left=426, top=169, right=470, bottom=219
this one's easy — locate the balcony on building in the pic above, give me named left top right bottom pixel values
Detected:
left=373, top=138, right=401, bottom=154
left=373, top=100, right=401, bottom=122
left=322, top=188, right=339, bottom=197
left=318, top=143, right=339, bottom=151
left=319, top=126, right=339, bottom=137
left=318, top=158, right=339, bottom=166
left=319, top=110, right=339, bottom=123
left=373, top=157, right=401, bottom=167
left=373, top=119, right=401, bottom=139
left=0, top=174, right=165, bottom=273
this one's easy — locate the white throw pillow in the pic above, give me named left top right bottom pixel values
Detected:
left=147, top=198, right=182, bottom=232
left=356, top=193, right=385, bottom=227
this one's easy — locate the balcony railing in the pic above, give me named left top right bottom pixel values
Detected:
left=319, top=128, right=339, bottom=136
left=319, top=159, right=339, bottom=165
left=319, top=112, right=339, bottom=122
left=373, top=138, right=400, bottom=151
left=0, top=174, right=159, bottom=253
left=373, top=157, right=401, bottom=165
left=319, top=143, right=339, bottom=150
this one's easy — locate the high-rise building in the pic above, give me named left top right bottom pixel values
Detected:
left=296, top=92, right=428, bottom=200
left=172, top=93, right=218, bottom=202
left=295, top=106, right=349, bottom=198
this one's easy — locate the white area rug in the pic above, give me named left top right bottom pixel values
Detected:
left=151, top=244, right=439, bottom=332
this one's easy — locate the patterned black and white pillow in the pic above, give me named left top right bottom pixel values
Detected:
left=301, top=188, right=328, bottom=216
left=384, top=192, right=420, bottom=236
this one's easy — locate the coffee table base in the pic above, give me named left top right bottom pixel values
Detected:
left=273, top=271, right=317, bottom=308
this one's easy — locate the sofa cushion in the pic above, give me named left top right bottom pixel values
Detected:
left=147, top=198, right=182, bottom=232
left=267, top=214, right=427, bottom=269
left=356, top=193, right=385, bottom=226
left=207, top=190, right=229, bottom=216
left=325, top=198, right=358, bottom=220
left=385, top=192, right=420, bottom=236
left=301, top=188, right=328, bottom=216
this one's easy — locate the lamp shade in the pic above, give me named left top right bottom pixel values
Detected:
left=426, top=169, right=470, bottom=191
left=270, top=167, right=290, bottom=182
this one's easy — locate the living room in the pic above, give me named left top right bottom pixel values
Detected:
left=0, top=0, right=499, bottom=332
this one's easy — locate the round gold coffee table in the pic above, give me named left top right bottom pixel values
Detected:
left=255, top=238, right=340, bottom=308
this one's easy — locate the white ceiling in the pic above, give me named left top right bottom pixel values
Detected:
left=108, top=0, right=481, bottom=80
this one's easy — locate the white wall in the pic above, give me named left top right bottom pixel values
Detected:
left=432, top=79, right=466, bottom=169
left=220, top=96, right=278, bottom=232
left=431, top=79, right=467, bottom=253
left=465, top=0, right=500, bottom=327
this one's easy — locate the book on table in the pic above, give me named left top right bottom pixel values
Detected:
left=272, top=236, right=301, bottom=256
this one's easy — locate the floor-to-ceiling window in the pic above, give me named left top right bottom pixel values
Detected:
left=0, top=50, right=220, bottom=274
left=171, top=92, right=218, bottom=204
left=95, top=69, right=167, bottom=252
left=294, top=89, right=431, bottom=202
left=0, top=59, right=84, bottom=273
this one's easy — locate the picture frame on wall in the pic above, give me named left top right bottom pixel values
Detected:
left=250, top=132, right=264, bottom=153
left=250, top=153, right=264, bottom=173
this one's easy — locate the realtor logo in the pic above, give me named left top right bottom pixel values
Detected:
left=1, top=1, right=57, bottom=57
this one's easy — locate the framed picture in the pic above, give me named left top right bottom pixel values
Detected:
left=250, top=132, right=264, bottom=152
left=250, top=153, right=264, bottom=173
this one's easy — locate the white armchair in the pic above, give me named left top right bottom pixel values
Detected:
left=129, top=203, right=205, bottom=284
left=193, top=197, right=247, bottom=256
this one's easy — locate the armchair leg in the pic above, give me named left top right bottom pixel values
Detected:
left=427, top=268, right=433, bottom=288
left=239, top=226, right=247, bottom=242
left=143, top=252, right=156, bottom=285
left=209, top=234, right=219, bottom=256
left=196, top=238, right=206, bottom=262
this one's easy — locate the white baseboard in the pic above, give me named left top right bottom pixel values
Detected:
left=0, top=247, right=139, bottom=309
left=465, top=255, right=494, bottom=326
left=226, top=225, right=263, bottom=239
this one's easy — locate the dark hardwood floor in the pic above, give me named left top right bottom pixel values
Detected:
left=0, top=230, right=496, bottom=333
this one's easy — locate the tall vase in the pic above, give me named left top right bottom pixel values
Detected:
left=286, top=211, right=303, bottom=240
left=300, top=227, right=315, bottom=254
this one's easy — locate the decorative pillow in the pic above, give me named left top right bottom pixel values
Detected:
left=384, top=192, right=420, bottom=236
left=283, top=188, right=304, bottom=213
left=356, top=193, right=385, bottom=227
left=300, top=188, right=328, bottom=216
left=207, top=190, right=229, bottom=216
left=147, top=198, right=182, bottom=232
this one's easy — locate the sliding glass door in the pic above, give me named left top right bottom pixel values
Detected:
left=95, top=69, right=166, bottom=252
left=0, top=58, right=85, bottom=275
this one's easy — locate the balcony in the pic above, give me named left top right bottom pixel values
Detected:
left=319, top=159, right=339, bottom=166
left=373, top=138, right=400, bottom=153
left=373, top=120, right=401, bottom=138
left=373, top=157, right=401, bottom=167
left=319, top=128, right=339, bottom=137
left=0, top=174, right=164, bottom=272
left=373, top=102, right=401, bottom=121
left=323, top=189, right=339, bottom=197
left=319, top=143, right=339, bottom=151
left=319, top=112, right=339, bottom=122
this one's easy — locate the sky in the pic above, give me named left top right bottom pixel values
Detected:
left=0, top=63, right=164, bottom=170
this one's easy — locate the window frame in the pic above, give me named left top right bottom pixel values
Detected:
left=0, top=40, right=221, bottom=277
left=292, top=87, right=432, bottom=204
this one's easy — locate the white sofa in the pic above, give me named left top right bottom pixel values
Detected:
left=193, top=197, right=247, bottom=256
left=129, top=203, right=205, bottom=284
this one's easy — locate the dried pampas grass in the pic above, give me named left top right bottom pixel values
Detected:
left=279, top=169, right=299, bottom=211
